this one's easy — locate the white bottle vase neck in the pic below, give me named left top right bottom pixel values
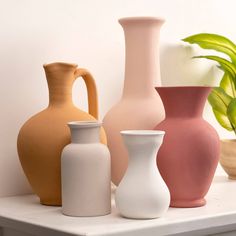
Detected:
left=119, top=17, right=165, bottom=98
left=68, top=121, right=101, bottom=144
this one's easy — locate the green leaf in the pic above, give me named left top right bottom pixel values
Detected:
left=182, top=33, right=236, bottom=63
left=213, top=109, right=233, bottom=131
left=193, top=55, right=236, bottom=78
left=220, top=72, right=236, bottom=98
left=227, top=98, right=236, bottom=129
left=208, top=87, right=233, bottom=114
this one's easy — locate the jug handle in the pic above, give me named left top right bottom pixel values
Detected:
left=74, top=68, right=98, bottom=119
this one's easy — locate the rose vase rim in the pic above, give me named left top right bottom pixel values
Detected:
left=155, top=86, right=212, bottom=89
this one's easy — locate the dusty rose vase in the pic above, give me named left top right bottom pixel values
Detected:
left=103, top=17, right=165, bottom=185
left=155, top=86, right=220, bottom=208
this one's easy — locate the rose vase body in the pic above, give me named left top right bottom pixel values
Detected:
left=103, top=17, right=165, bottom=185
left=17, top=62, right=106, bottom=206
left=154, top=87, right=220, bottom=207
left=61, top=121, right=111, bottom=217
left=115, top=130, right=170, bottom=219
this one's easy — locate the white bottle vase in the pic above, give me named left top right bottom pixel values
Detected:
left=115, top=130, right=170, bottom=219
left=61, top=121, right=111, bottom=217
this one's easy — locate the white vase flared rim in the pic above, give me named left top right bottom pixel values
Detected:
left=68, top=121, right=101, bottom=128
left=120, top=130, right=165, bottom=136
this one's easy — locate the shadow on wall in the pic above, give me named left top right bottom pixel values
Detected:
left=0, top=33, right=50, bottom=197
left=160, top=44, right=220, bottom=87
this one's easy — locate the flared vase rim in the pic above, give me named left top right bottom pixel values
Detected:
left=155, top=86, right=212, bottom=89
left=43, top=62, right=78, bottom=72
left=68, top=121, right=102, bottom=129
left=119, top=16, right=165, bottom=25
left=120, top=130, right=165, bottom=136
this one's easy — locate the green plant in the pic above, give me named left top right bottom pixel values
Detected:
left=183, top=33, right=236, bottom=135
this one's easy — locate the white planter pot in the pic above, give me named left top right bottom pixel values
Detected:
left=220, top=139, right=236, bottom=180
left=115, top=130, right=170, bottom=219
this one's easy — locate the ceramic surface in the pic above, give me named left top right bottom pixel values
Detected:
left=220, top=139, right=236, bottom=180
left=103, top=17, right=165, bottom=185
left=17, top=62, right=106, bottom=206
left=155, top=86, right=220, bottom=207
left=115, top=130, right=170, bottom=219
left=61, top=121, right=111, bottom=216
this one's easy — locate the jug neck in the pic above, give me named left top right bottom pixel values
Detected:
left=44, top=62, right=77, bottom=107
left=68, top=121, right=101, bottom=144
left=156, top=86, right=212, bottom=118
left=119, top=17, right=164, bottom=98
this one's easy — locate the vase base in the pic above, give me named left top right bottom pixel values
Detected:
left=170, top=198, right=206, bottom=208
left=40, top=199, right=61, bottom=206
left=120, top=213, right=161, bottom=220
left=228, top=175, right=236, bottom=180
left=62, top=210, right=111, bottom=217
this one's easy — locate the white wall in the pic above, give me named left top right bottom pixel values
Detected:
left=0, top=0, right=235, bottom=196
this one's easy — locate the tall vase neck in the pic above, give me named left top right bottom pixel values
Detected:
left=156, top=87, right=212, bottom=118
left=68, top=122, right=101, bottom=144
left=121, top=130, right=164, bottom=164
left=44, top=63, right=77, bottom=107
left=119, top=17, right=164, bottom=98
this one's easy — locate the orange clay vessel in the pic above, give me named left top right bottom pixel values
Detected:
left=17, top=62, right=106, bottom=206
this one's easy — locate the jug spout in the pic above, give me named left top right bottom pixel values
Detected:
left=43, top=62, right=78, bottom=73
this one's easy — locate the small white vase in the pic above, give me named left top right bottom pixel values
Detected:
left=115, top=130, right=170, bottom=219
left=61, top=121, right=111, bottom=217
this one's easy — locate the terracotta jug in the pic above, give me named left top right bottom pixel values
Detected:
left=154, top=86, right=220, bottom=208
left=103, top=17, right=165, bottom=185
left=17, top=62, right=106, bottom=206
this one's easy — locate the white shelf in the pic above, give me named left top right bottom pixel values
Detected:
left=1, top=175, right=236, bottom=236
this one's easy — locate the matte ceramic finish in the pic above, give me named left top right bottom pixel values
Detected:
left=61, top=121, right=111, bottom=217
left=115, top=130, right=170, bottom=219
left=154, top=87, right=220, bottom=208
left=17, top=62, right=107, bottom=206
left=220, top=139, right=236, bottom=180
left=103, top=17, right=165, bottom=186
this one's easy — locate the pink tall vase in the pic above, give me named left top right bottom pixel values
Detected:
left=154, top=86, right=220, bottom=208
left=103, top=17, right=165, bottom=185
